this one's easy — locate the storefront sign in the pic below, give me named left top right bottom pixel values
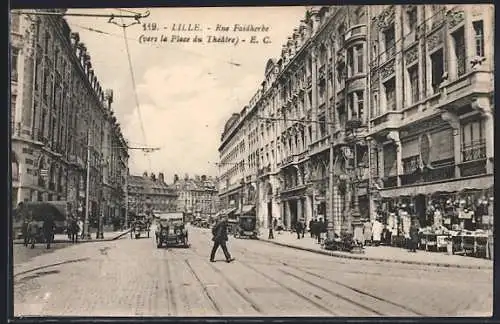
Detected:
left=419, top=133, right=431, bottom=166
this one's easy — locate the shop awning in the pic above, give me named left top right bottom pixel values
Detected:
left=234, top=205, right=256, bottom=216
left=378, top=175, right=493, bottom=198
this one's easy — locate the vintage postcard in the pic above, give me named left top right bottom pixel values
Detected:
left=10, top=5, right=493, bottom=318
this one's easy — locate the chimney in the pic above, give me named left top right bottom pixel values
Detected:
left=159, top=173, right=164, bottom=183
left=201, top=175, right=207, bottom=181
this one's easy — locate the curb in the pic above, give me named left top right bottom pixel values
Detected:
left=13, top=229, right=131, bottom=245
left=259, top=238, right=493, bottom=270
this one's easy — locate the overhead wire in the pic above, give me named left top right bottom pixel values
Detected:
left=118, top=11, right=152, bottom=170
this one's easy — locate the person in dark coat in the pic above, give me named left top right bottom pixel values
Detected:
left=210, top=217, right=235, bottom=263
left=409, top=219, right=419, bottom=253
left=309, top=219, right=314, bottom=238
left=273, top=217, right=278, bottom=231
left=317, top=219, right=325, bottom=244
left=26, top=217, right=39, bottom=249
left=295, top=221, right=303, bottom=239
left=42, top=217, right=55, bottom=249
left=268, top=221, right=274, bottom=239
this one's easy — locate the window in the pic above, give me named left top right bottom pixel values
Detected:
left=461, top=120, right=486, bottom=162
left=384, top=78, right=396, bottom=111
left=356, top=91, right=364, bottom=121
left=452, top=27, right=466, bottom=77
left=430, top=49, right=444, bottom=93
left=44, top=32, right=50, bottom=54
left=11, top=47, right=18, bottom=81
left=371, top=92, right=379, bottom=118
left=356, top=45, right=364, bottom=73
left=347, top=47, right=354, bottom=77
left=11, top=13, right=20, bottom=33
left=406, top=7, right=418, bottom=43
left=318, top=115, right=326, bottom=137
left=40, top=110, right=46, bottom=140
left=384, top=25, right=396, bottom=58
left=408, top=65, right=419, bottom=104
left=473, top=21, right=485, bottom=57
left=431, top=5, right=444, bottom=29
left=11, top=95, right=16, bottom=132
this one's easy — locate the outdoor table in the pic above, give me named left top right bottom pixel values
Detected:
left=419, top=233, right=450, bottom=251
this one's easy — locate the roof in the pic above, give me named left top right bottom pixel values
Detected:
left=173, top=177, right=217, bottom=192
left=128, top=175, right=177, bottom=196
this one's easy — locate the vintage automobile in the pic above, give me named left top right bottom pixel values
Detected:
left=130, top=214, right=150, bottom=239
left=234, top=214, right=258, bottom=239
left=155, top=212, right=189, bottom=248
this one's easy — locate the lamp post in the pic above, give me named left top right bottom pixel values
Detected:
left=346, top=119, right=364, bottom=243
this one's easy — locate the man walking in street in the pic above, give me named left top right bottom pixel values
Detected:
left=309, top=218, right=314, bottom=238
left=268, top=220, right=274, bottom=239
left=210, top=216, right=235, bottom=263
left=295, top=220, right=303, bottom=239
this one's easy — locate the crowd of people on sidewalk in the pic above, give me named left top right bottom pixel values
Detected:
left=265, top=215, right=422, bottom=253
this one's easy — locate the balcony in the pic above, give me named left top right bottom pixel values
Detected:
left=369, top=111, right=402, bottom=137
left=281, top=154, right=297, bottom=168
left=438, top=70, right=493, bottom=112
left=401, top=163, right=455, bottom=186
left=344, top=24, right=367, bottom=44
left=308, top=136, right=330, bottom=156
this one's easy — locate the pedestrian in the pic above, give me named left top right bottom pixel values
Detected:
left=372, top=218, right=383, bottom=246
left=21, top=217, right=29, bottom=247
left=316, top=219, right=323, bottom=244
left=210, top=216, right=235, bottom=263
left=273, top=217, right=278, bottom=231
left=363, top=219, right=372, bottom=246
left=409, top=218, right=419, bottom=252
left=300, top=219, right=306, bottom=238
left=309, top=218, right=314, bottom=238
left=294, top=221, right=302, bottom=239
left=26, top=216, right=39, bottom=249
left=268, top=224, right=274, bottom=240
left=42, top=217, right=55, bottom=249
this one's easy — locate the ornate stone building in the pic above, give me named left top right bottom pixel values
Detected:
left=218, top=5, right=494, bottom=235
left=10, top=9, right=129, bottom=224
left=173, top=174, right=218, bottom=220
left=127, top=172, right=178, bottom=215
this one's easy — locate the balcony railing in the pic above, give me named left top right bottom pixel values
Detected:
left=401, top=163, right=455, bottom=186
left=461, top=139, right=486, bottom=162
left=344, top=24, right=367, bottom=43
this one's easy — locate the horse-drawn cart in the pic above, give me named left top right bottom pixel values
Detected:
left=130, top=214, right=150, bottom=239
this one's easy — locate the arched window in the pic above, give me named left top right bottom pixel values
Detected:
left=11, top=154, right=19, bottom=181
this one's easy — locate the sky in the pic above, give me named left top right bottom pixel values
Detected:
left=65, top=7, right=306, bottom=184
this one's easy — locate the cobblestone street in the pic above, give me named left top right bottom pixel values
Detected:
left=13, top=226, right=492, bottom=317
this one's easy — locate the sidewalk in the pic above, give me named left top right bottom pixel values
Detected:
left=13, top=228, right=131, bottom=245
left=259, top=231, right=493, bottom=270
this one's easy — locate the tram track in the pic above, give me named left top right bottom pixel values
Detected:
left=184, top=259, right=222, bottom=315
left=233, top=241, right=425, bottom=316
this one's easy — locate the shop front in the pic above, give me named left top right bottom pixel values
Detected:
left=378, top=174, right=493, bottom=258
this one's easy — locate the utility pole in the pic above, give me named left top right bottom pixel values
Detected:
left=82, top=136, right=160, bottom=240
left=327, top=37, right=336, bottom=241
left=83, top=131, right=91, bottom=240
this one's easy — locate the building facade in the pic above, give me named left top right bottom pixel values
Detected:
left=10, top=9, right=129, bottom=225
left=127, top=172, right=178, bottom=216
left=173, top=174, right=218, bottom=220
left=218, top=5, right=494, bottom=236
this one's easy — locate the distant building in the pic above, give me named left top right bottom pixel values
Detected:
left=127, top=172, right=178, bottom=216
left=172, top=174, right=218, bottom=219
